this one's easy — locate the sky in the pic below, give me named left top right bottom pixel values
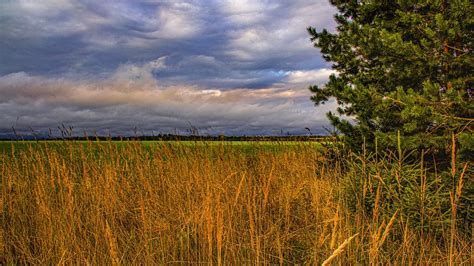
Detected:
left=0, top=0, right=338, bottom=137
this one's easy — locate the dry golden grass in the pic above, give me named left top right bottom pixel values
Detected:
left=1, top=141, right=471, bottom=264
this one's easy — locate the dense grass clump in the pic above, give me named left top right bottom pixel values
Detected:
left=1, top=140, right=471, bottom=264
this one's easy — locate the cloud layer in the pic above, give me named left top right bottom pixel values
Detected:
left=0, top=0, right=338, bottom=136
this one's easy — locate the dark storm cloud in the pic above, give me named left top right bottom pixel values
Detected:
left=0, top=0, right=338, bottom=136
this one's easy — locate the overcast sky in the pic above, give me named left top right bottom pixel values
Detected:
left=0, top=0, right=338, bottom=137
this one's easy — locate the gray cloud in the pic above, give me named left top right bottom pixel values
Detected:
left=0, top=63, right=337, bottom=136
left=0, top=0, right=338, bottom=136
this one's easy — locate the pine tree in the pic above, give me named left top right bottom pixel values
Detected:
left=308, top=0, right=473, bottom=161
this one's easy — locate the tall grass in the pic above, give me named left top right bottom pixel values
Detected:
left=1, top=140, right=471, bottom=264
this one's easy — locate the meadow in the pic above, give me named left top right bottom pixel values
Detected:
left=1, top=140, right=471, bottom=264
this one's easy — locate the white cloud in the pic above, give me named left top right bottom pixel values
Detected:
left=285, top=69, right=336, bottom=85
left=1, top=0, right=108, bottom=39
left=217, top=0, right=279, bottom=25
left=156, top=6, right=201, bottom=38
left=223, top=1, right=336, bottom=61
left=16, top=0, right=75, bottom=16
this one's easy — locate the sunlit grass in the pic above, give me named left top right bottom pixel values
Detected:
left=2, top=140, right=470, bottom=264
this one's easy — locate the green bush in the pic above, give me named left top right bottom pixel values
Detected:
left=340, top=139, right=471, bottom=237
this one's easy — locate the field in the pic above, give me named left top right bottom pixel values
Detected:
left=1, top=140, right=471, bottom=264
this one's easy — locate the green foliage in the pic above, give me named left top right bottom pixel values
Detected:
left=308, top=0, right=473, bottom=160
left=341, top=144, right=472, bottom=236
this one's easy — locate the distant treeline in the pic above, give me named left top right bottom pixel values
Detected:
left=0, top=134, right=332, bottom=142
